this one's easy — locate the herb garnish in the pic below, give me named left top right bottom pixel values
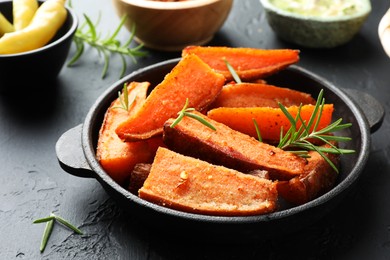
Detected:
left=112, top=83, right=136, bottom=111
left=67, top=8, right=147, bottom=79
left=224, top=59, right=355, bottom=172
left=170, top=98, right=216, bottom=130
left=253, top=118, right=262, bottom=142
left=33, top=212, right=83, bottom=253
left=224, top=58, right=242, bottom=83
left=276, top=89, right=355, bottom=172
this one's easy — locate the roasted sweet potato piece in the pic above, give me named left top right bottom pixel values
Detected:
left=210, top=82, right=315, bottom=109
left=182, top=46, right=300, bottom=81
left=128, top=163, right=152, bottom=195
left=139, top=147, right=278, bottom=216
left=96, top=82, right=163, bottom=185
left=207, top=104, right=334, bottom=142
left=277, top=146, right=339, bottom=205
left=115, top=54, right=225, bottom=142
left=163, top=111, right=306, bottom=180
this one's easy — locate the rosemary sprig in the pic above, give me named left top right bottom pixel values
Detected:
left=33, top=213, right=83, bottom=253
left=67, top=12, right=148, bottom=79
left=224, top=58, right=242, bottom=83
left=170, top=98, right=216, bottom=130
left=253, top=118, right=262, bottom=142
left=112, top=83, right=137, bottom=111
left=276, top=89, right=355, bottom=172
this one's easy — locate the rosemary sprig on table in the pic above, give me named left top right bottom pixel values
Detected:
left=33, top=213, right=83, bottom=253
left=170, top=98, right=216, bottom=130
left=67, top=12, right=147, bottom=79
left=276, top=89, right=355, bottom=172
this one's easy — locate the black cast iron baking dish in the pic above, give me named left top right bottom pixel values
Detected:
left=56, top=58, right=384, bottom=242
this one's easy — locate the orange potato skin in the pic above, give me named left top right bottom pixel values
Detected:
left=207, top=104, right=334, bottom=142
left=96, top=82, right=163, bottom=186
left=115, top=54, right=225, bottom=141
left=210, top=82, right=315, bottom=109
left=182, top=46, right=300, bottom=81
left=139, top=147, right=278, bottom=216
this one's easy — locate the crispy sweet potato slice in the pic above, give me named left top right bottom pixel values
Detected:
left=163, top=111, right=306, bottom=180
left=210, top=82, right=315, bottom=109
left=115, top=54, right=225, bottom=142
left=277, top=146, right=339, bottom=205
left=128, top=163, right=152, bottom=195
left=96, top=82, right=163, bottom=185
left=207, top=104, right=334, bottom=142
left=139, top=147, right=278, bottom=216
left=182, top=46, right=300, bottom=81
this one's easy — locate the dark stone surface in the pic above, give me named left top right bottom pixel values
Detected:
left=0, top=0, right=389, bottom=259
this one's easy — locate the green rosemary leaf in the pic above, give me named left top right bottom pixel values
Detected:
left=113, top=83, right=138, bottom=111
left=67, top=38, right=84, bottom=66
left=308, top=89, right=324, bottom=132
left=170, top=113, right=185, bottom=128
left=123, top=23, right=136, bottom=47
left=83, top=14, right=97, bottom=41
left=253, top=118, right=262, bottom=142
left=185, top=112, right=216, bottom=131
left=224, top=59, right=242, bottom=83
left=278, top=102, right=297, bottom=132
left=107, top=15, right=126, bottom=43
left=51, top=213, right=83, bottom=235
left=318, top=135, right=352, bottom=142
left=123, top=84, right=129, bottom=110
left=170, top=98, right=216, bottom=130
left=288, top=150, right=310, bottom=158
left=309, top=142, right=339, bottom=173
left=33, top=216, right=55, bottom=224
left=39, top=217, right=54, bottom=253
left=101, top=50, right=110, bottom=78
left=119, top=54, right=127, bottom=79
left=316, top=146, right=356, bottom=154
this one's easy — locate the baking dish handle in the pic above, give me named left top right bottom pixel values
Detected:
left=56, top=124, right=94, bottom=178
left=342, top=88, right=385, bottom=134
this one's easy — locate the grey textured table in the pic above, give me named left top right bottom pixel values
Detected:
left=1, top=0, right=389, bottom=259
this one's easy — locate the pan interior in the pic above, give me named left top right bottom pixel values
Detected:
left=83, top=58, right=369, bottom=225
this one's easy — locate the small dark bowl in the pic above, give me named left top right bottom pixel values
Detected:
left=0, top=1, right=78, bottom=92
left=56, top=58, right=384, bottom=243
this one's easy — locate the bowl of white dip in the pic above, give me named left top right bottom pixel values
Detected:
left=260, top=0, right=371, bottom=48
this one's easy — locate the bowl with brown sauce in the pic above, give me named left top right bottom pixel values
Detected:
left=56, top=55, right=384, bottom=242
left=111, top=0, right=233, bottom=51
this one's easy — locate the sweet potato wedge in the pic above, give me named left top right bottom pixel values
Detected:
left=139, top=147, right=278, bottom=216
left=115, top=54, right=225, bottom=142
left=210, top=82, right=315, bottom=109
left=207, top=104, right=334, bottom=142
left=163, top=111, right=306, bottom=180
left=128, top=163, right=152, bottom=195
left=182, top=46, right=300, bottom=81
left=96, top=81, right=163, bottom=185
left=277, top=146, right=339, bottom=205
